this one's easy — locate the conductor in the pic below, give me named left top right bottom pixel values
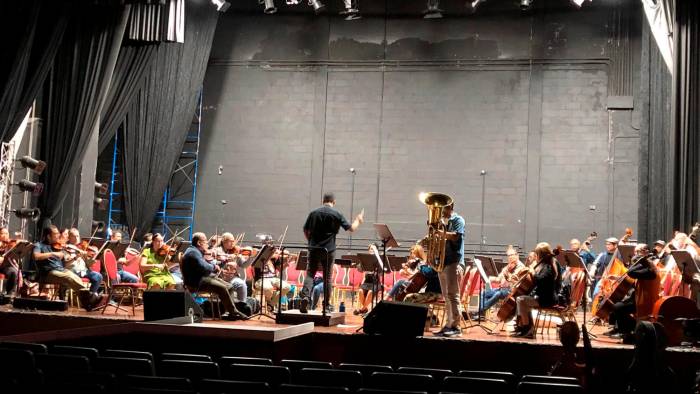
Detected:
left=300, top=192, right=364, bottom=313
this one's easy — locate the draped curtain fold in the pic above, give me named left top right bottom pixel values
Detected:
left=121, top=0, right=217, bottom=238
left=99, top=44, right=156, bottom=154
left=38, top=3, right=128, bottom=223
left=0, top=1, right=69, bottom=142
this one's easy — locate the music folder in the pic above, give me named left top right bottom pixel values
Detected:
left=3, top=240, right=33, bottom=260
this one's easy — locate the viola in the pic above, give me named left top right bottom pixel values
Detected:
left=52, top=242, right=64, bottom=251
left=157, top=244, right=176, bottom=257
left=0, top=239, right=17, bottom=253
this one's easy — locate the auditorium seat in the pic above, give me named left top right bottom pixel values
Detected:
left=0, top=340, right=48, bottom=354
left=458, top=370, right=517, bottom=389
left=281, top=359, right=334, bottom=382
left=160, top=352, right=213, bottom=362
left=280, top=383, right=351, bottom=394
left=199, top=379, right=273, bottom=394
left=219, top=355, right=273, bottom=365
left=158, top=359, right=220, bottom=381
left=44, top=372, right=116, bottom=393
left=442, top=376, right=509, bottom=394
left=95, top=356, right=155, bottom=376
left=397, top=367, right=454, bottom=382
left=0, top=348, right=43, bottom=388
left=298, top=367, right=363, bottom=391
left=520, top=375, right=579, bottom=385
left=122, top=375, right=193, bottom=391
left=35, top=353, right=92, bottom=374
left=103, top=349, right=155, bottom=362
left=368, top=372, right=435, bottom=393
left=339, top=362, right=393, bottom=379
left=357, top=389, right=428, bottom=394
left=51, top=345, right=100, bottom=361
left=516, top=381, right=583, bottom=394
left=222, top=364, right=291, bottom=387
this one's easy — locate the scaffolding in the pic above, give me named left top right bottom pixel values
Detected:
left=0, top=142, right=14, bottom=229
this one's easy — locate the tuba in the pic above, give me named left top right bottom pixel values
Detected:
left=419, top=192, right=453, bottom=273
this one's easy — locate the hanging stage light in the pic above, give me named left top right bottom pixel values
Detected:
left=340, top=0, right=361, bottom=20
left=423, top=0, right=443, bottom=19
left=18, top=156, right=46, bottom=175
left=12, top=208, right=41, bottom=221
left=466, top=0, right=484, bottom=13
left=94, top=197, right=108, bottom=211
left=94, top=182, right=108, bottom=196
left=211, top=0, right=231, bottom=12
left=519, top=0, right=532, bottom=11
left=16, top=179, right=44, bottom=195
left=308, top=0, right=325, bottom=14
left=262, top=0, right=278, bottom=14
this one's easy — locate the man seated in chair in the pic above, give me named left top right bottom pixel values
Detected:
left=64, top=228, right=103, bottom=295
left=33, top=225, right=106, bottom=310
left=473, top=245, right=526, bottom=320
left=214, top=232, right=250, bottom=302
left=181, top=232, right=247, bottom=320
left=109, top=230, right=139, bottom=284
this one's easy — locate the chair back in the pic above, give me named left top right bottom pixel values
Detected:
left=103, top=250, right=119, bottom=281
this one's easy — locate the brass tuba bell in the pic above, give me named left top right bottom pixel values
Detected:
left=419, top=192, right=453, bottom=273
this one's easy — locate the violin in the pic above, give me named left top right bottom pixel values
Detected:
left=0, top=239, right=17, bottom=253
left=157, top=244, right=177, bottom=257
left=52, top=242, right=64, bottom=251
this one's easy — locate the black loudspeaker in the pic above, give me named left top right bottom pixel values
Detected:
left=363, top=301, right=428, bottom=337
left=12, top=297, right=68, bottom=311
left=143, top=290, right=203, bottom=323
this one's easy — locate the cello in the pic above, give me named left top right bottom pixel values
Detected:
left=591, top=228, right=633, bottom=319
left=496, top=269, right=535, bottom=322
left=650, top=295, right=700, bottom=346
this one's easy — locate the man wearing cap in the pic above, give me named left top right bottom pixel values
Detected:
left=589, top=237, right=618, bottom=298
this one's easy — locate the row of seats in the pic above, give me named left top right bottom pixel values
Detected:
left=0, top=341, right=583, bottom=394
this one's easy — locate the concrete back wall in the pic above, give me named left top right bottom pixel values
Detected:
left=196, top=3, right=641, bottom=254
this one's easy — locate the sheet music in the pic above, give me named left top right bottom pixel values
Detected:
left=473, top=258, right=492, bottom=291
left=369, top=244, right=384, bottom=272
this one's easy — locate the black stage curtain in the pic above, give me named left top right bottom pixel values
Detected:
left=670, top=0, right=700, bottom=232
left=38, top=3, right=128, bottom=224
left=0, top=1, right=69, bottom=142
left=99, top=43, right=155, bottom=154
left=121, top=0, right=217, bottom=238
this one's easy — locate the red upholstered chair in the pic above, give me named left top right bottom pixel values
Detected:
left=332, top=265, right=354, bottom=307
left=100, top=249, right=146, bottom=316
left=122, top=248, right=141, bottom=278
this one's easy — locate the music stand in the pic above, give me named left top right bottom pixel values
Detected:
left=373, top=223, right=399, bottom=301
left=468, top=255, right=497, bottom=333
left=563, top=250, right=598, bottom=339
left=249, top=244, right=275, bottom=320
left=357, top=252, right=384, bottom=310
left=617, top=244, right=636, bottom=266
left=670, top=250, right=699, bottom=284
left=387, top=256, right=407, bottom=288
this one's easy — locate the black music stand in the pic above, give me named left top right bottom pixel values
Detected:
left=562, top=250, right=598, bottom=339
left=249, top=244, right=275, bottom=320
left=3, top=241, right=33, bottom=294
left=670, top=250, right=699, bottom=284
left=357, top=252, right=384, bottom=311
left=617, top=244, right=636, bottom=266
left=373, top=223, right=399, bottom=301
left=469, top=255, right=496, bottom=333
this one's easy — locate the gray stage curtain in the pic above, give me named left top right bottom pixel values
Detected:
left=0, top=1, right=69, bottom=142
left=121, top=0, right=217, bottom=238
left=670, top=0, right=700, bottom=232
left=38, top=3, right=129, bottom=224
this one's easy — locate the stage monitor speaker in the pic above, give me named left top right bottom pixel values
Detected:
left=12, top=297, right=68, bottom=311
left=143, top=290, right=203, bottom=323
left=363, top=300, right=427, bottom=337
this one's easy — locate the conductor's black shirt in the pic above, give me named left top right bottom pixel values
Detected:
left=303, top=205, right=351, bottom=253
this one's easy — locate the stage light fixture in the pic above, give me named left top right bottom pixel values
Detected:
left=12, top=208, right=41, bottom=221
left=519, top=0, right=531, bottom=11
left=571, top=0, right=587, bottom=6
left=340, top=0, right=361, bottom=20
left=94, top=182, right=108, bottom=196
left=16, top=179, right=44, bottom=195
left=211, top=0, right=231, bottom=12
left=18, top=156, right=46, bottom=175
left=308, top=0, right=325, bottom=14
left=466, top=0, right=484, bottom=13
left=423, top=0, right=443, bottom=19
left=262, top=0, right=278, bottom=14
left=94, top=197, right=108, bottom=210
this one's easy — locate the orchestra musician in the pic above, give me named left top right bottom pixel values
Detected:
left=32, top=225, right=106, bottom=310
left=475, top=245, right=527, bottom=319
left=513, top=242, right=560, bottom=339
left=385, top=244, right=425, bottom=301
left=605, top=244, right=660, bottom=343
left=168, top=237, right=185, bottom=289
left=139, top=233, right=177, bottom=290
left=254, top=248, right=293, bottom=313
left=181, top=232, right=247, bottom=320
left=142, top=233, right=153, bottom=248
left=354, top=263, right=378, bottom=315
left=110, top=230, right=138, bottom=284
left=300, top=192, right=364, bottom=314
left=589, top=237, right=619, bottom=298
left=0, top=227, right=19, bottom=297
left=570, top=238, right=596, bottom=270
left=64, top=228, right=103, bottom=294
left=214, top=232, right=250, bottom=302
left=432, top=202, right=465, bottom=338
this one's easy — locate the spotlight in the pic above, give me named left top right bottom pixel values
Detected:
left=423, top=0, right=443, bottom=19
left=16, top=179, right=44, bottom=195
left=261, top=0, right=277, bottom=14
left=94, top=197, right=107, bottom=210
left=519, top=0, right=531, bottom=11
left=571, top=0, right=586, bottom=6
left=308, top=0, right=325, bottom=14
left=340, top=0, right=361, bottom=20
left=92, top=220, right=105, bottom=232
left=465, top=0, right=483, bottom=13
left=18, top=156, right=46, bottom=175
left=12, top=208, right=41, bottom=221
left=211, top=0, right=231, bottom=12
left=94, top=182, right=108, bottom=196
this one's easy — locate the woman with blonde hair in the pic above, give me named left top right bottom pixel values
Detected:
left=385, top=244, right=426, bottom=301
left=513, top=242, right=559, bottom=338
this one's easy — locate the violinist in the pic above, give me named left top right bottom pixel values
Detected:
left=513, top=242, right=560, bottom=338
left=213, top=232, right=249, bottom=302
left=139, top=233, right=177, bottom=290
left=64, top=228, right=103, bottom=294
left=254, top=248, right=292, bottom=313
left=0, top=227, right=19, bottom=297
left=385, top=244, right=425, bottom=301
left=605, top=244, right=660, bottom=343
left=32, top=225, right=106, bottom=310
left=168, top=237, right=185, bottom=289
left=475, top=245, right=526, bottom=319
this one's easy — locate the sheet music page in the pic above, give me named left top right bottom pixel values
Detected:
left=473, top=258, right=492, bottom=291
left=369, top=244, right=384, bottom=271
